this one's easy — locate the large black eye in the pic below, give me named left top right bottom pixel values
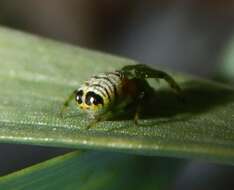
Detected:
left=85, top=91, right=104, bottom=106
left=75, top=90, right=83, bottom=104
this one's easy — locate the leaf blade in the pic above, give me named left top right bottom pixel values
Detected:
left=0, top=27, right=234, bottom=164
left=0, top=151, right=181, bottom=190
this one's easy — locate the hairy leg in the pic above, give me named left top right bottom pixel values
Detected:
left=60, top=90, right=77, bottom=117
left=121, top=64, right=181, bottom=95
left=133, top=91, right=145, bottom=125
left=86, top=111, right=114, bottom=129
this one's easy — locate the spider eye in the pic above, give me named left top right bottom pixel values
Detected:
left=85, top=92, right=104, bottom=106
left=76, top=90, right=83, bottom=104
left=89, top=96, right=95, bottom=104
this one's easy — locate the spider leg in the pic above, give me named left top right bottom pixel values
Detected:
left=133, top=91, right=145, bottom=125
left=86, top=111, right=114, bottom=129
left=86, top=98, right=133, bottom=129
left=121, top=64, right=181, bottom=95
left=60, top=90, right=77, bottom=117
left=86, top=116, right=101, bottom=129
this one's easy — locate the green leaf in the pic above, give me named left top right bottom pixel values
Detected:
left=0, top=26, right=234, bottom=164
left=0, top=151, right=181, bottom=190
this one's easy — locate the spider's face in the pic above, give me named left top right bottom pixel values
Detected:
left=75, top=89, right=105, bottom=114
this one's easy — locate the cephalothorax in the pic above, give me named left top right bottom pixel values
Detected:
left=61, top=64, right=181, bottom=128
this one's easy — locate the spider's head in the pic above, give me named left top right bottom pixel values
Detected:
left=75, top=88, right=105, bottom=114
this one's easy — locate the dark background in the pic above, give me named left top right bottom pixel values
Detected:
left=0, top=1, right=234, bottom=189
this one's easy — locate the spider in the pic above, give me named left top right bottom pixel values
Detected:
left=60, top=64, right=181, bottom=129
